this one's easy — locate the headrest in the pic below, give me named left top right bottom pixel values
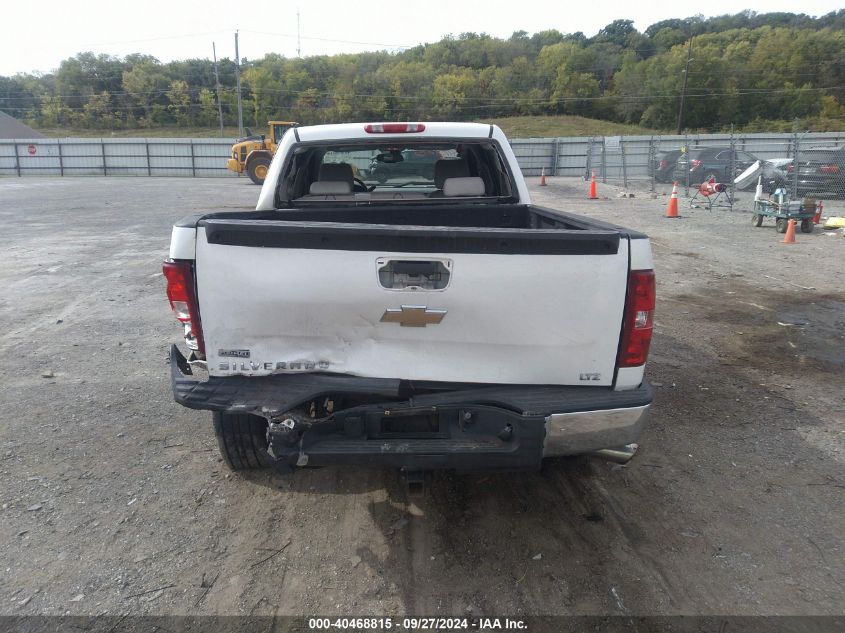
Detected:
left=443, top=177, right=485, bottom=197
left=318, top=162, right=354, bottom=184
left=309, top=181, right=352, bottom=195
left=434, top=159, right=469, bottom=189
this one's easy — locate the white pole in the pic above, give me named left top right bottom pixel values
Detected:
left=212, top=42, right=224, bottom=137
left=297, top=9, right=301, bottom=58
left=234, top=31, right=244, bottom=137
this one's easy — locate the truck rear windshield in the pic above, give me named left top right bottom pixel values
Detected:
left=277, top=141, right=516, bottom=206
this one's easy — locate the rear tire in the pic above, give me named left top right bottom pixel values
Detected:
left=800, top=219, right=814, bottom=233
left=752, top=214, right=763, bottom=227
left=776, top=218, right=788, bottom=234
left=213, top=412, right=271, bottom=470
left=247, top=157, right=271, bottom=185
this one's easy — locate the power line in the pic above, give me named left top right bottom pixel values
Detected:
left=85, top=30, right=231, bottom=48
left=6, top=84, right=841, bottom=114
left=5, top=74, right=842, bottom=104
left=1, top=83, right=842, bottom=108
left=239, top=28, right=413, bottom=49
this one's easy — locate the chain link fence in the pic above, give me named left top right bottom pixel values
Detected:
left=510, top=132, right=845, bottom=207
left=2, top=132, right=844, bottom=206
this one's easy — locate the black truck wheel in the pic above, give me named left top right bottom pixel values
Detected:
left=247, top=157, right=271, bottom=185
left=213, top=412, right=272, bottom=470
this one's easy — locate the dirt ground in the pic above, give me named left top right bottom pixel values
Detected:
left=0, top=175, right=843, bottom=620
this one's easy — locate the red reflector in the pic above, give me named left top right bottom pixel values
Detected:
left=618, top=270, right=656, bottom=368
left=162, top=260, right=205, bottom=357
left=364, top=123, right=426, bottom=134
left=658, top=160, right=668, bottom=169
left=820, top=164, right=840, bottom=174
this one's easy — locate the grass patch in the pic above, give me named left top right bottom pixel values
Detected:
left=480, top=115, right=663, bottom=138
left=31, top=126, right=241, bottom=139
left=33, top=117, right=662, bottom=140
left=33, top=115, right=843, bottom=140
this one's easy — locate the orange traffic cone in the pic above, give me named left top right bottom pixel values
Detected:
left=539, top=167, right=547, bottom=186
left=665, top=182, right=680, bottom=218
left=813, top=201, right=823, bottom=224
left=782, top=219, right=797, bottom=244
left=588, top=170, right=597, bottom=199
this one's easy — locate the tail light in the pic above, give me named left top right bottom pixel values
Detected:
left=819, top=164, right=840, bottom=174
left=689, top=159, right=702, bottom=171
left=162, top=260, right=205, bottom=358
left=787, top=164, right=794, bottom=173
left=658, top=159, right=668, bottom=169
left=618, top=270, right=656, bottom=368
left=364, top=123, right=426, bottom=133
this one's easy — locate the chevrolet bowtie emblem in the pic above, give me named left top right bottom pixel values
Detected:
left=380, top=305, right=447, bottom=327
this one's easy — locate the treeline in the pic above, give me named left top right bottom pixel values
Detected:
left=2, top=10, right=845, bottom=133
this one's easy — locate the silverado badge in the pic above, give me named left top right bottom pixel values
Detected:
left=380, top=305, right=447, bottom=327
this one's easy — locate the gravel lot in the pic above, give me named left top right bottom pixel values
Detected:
left=0, top=176, right=843, bottom=619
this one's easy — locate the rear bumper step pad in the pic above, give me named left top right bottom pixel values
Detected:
left=270, top=404, right=547, bottom=471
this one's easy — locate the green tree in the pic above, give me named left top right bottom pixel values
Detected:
left=536, top=42, right=579, bottom=91
left=4, top=13, right=845, bottom=133
left=82, top=91, right=116, bottom=128
left=122, top=61, right=167, bottom=125
left=40, top=95, right=72, bottom=126
left=595, top=20, right=636, bottom=47
left=198, top=88, right=219, bottom=127
left=243, top=65, right=278, bottom=126
left=167, top=80, right=191, bottom=125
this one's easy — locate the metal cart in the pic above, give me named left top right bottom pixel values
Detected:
left=751, top=197, right=816, bottom=234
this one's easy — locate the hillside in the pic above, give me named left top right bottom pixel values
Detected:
left=484, top=115, right=661, bottom=138
left=3, top=10, right=844, bottom=134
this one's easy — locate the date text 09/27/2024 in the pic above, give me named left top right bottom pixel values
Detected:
left=307, top=617, right=528, bottom=630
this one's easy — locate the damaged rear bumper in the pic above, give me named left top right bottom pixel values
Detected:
left=170, top=345, right=651, bottom=470
left=270, top=404, right=548, bottom=471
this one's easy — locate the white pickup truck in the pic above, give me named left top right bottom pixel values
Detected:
left=164, top=122, right=655, bottom=476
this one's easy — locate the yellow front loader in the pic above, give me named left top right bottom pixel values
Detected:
left=226, top=121, right=298, bottom=185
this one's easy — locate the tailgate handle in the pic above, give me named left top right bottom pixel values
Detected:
left=377, top=259, right=451, bottom=291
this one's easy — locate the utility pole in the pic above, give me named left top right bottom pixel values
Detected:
left=234, top=30, right=244, bottom=137
left=676, top=37, right=693, bottom=135
left=212, top=42, right=224, bottom=137
left=297, top=9, right=301, bottom=57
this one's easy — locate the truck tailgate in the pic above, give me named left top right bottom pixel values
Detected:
left=195, top=220, right=629, bottom=386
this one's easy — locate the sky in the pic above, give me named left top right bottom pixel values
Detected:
left=1, top=0, right=843, bottom=76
